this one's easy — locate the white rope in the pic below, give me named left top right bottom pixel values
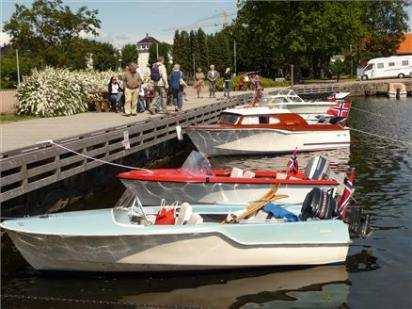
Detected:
left=350, top=128, right=412, bottom=146
left=351, top=107, right=386, bottom=118
left=47, top=140, right=153, bottom=172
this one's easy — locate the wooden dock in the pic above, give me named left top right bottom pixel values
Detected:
left=0, top=94, right=252, bottom=203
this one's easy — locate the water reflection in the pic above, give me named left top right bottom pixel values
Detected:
left=2, top=265, right=349, bottom=308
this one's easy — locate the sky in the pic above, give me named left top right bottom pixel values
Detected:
left=0, top=0, right=237, bottom=48
left=1, top=1, right=412, bottom=48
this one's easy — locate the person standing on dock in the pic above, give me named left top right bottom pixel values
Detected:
left=122, top=63, right=142, bottom=116
left=223, top=68, right=232, bottom=98
left=150, top=56, right=168, bottom=114
left=195, top=68, right=205, bottom=98
left=207, top=65, right=220, bottom=98
left=169, top=64, right=185, bottom=112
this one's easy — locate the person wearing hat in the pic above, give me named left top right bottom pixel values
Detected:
left=207, top=65, right=220, bottom=98
left=122, top=63, right=142, bottom=116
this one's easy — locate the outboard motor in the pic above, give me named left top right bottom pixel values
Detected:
left=300, top=188, right=337, bottom=221
left=304, top=156, right=330, bottom=180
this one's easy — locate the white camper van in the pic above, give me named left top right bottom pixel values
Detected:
left=360, top=55, right=412, bottom=80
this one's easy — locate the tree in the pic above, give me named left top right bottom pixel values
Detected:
left=195, top=28, right=209, bottom=72
left=232, top=0, right=408, bottom=79
left=121, top=44, right=138, bottom=67
left=329, top=59, right=345, bottom=82
left=4, top=0, right=100, bottom=68
left=148, top=42, right=172, bottom=72
left=90, top=41, right=119, bottom=71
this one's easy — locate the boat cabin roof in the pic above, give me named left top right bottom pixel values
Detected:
left=225, top=107, right=292, bottom=116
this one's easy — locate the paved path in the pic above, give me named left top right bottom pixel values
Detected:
left=0, top=89, right=256, bottom=154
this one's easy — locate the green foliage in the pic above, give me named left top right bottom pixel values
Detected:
left=232, top=0, right=408, bottom=79
left=121, top=44, right=138, bottom=67
left=0, top=47, right=45, bottom=89
left=90, top=41, right=119, bottom=71
left=148, top=42, right=172, bottom=71
left=17, top=67, right=116, bottom=117
left=329, top=59, right=346, bottom=81
left=1, top=0, right=118, bottom=86
left=172, top=27, right=235, bottom=79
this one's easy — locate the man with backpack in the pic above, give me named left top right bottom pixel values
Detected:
left=150, top=56, right=168, bottom=114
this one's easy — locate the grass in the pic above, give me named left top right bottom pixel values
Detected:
left=0, top=114, right=37, bottom=124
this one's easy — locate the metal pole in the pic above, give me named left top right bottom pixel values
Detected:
left=350, top=44, right=353, bottom=78
left=233, top=40, right=237, bottom=75
left=156, top=43, right=159, bottom=59
left=16, top=49, right=21, bottom=86
left=290, top=64, right=294, bottom=87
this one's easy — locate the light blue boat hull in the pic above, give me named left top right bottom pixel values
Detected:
left=1, top=206, right=350, bottom=272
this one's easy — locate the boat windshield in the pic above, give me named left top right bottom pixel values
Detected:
left=181, top=151, right=213, bottom=175
left=289, top=96, right=304, bottom=103
left=219, top=113, right=239, bottom=125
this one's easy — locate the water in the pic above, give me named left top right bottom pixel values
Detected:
left=1, top=97, right=411, bottom=308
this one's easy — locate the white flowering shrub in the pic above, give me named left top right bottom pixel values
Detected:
left=17, top=68, right=118, bottom=117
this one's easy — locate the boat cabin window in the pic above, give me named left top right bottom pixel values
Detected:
left=241, top=116, right=259, bottom=125
left=269, top=116, right=281, bottom=124
left=259, top=116, right=269, bottom=124
left=219, top=113, right=239, bottom=125
left=402, top=60, right=409, bottom=66
left=388, top=62, right=395, bottom=67
left=271, top=97, right=288, bottom=103
left=364, top=64, right=373, bottom=71
left=377, top=63, right=384, bottom=69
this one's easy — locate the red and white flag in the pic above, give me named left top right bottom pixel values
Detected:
left=327, top=101, right=352, bottom=118
left=337, top=170, right=355, bottom=219
left=287, top=148, right=299, bottom=176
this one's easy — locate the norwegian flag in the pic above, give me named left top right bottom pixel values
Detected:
left=287, top=148, right=299, bottom=175
left=337, top=170, right=355, bottom=219
left=327, top=101, right=352, bottom=118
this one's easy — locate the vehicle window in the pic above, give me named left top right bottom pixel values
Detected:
left=364, top=64, right=373, bottom=71
left=377, top=63, right=384, bottom=69
left=219, top=113, right=239, bottom=125
left=269, top=117, right=281, bottom=124
left=388, top=62, right=395, bottom=67
left=259, top=116, right=269, bottom=124
left=241, top=116, right=259, bottom=125
left=402, top=60, right=409, bottom=66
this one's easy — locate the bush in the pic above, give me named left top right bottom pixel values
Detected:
left=17, top=67, right=117, bottom=117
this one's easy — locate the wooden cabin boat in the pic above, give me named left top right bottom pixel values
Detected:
left=118, top=151, right=341, bottom=206
left=186, top=108, right=350, bottom=156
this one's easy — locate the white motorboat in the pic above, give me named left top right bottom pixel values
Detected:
left=186, top=108, right=350, bottom=156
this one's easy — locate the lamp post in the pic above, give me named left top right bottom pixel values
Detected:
left=16, top=49, right=21, bottom=86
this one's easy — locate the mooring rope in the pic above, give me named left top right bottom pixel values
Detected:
left=350, top=106, right=386, bottom=118
left=350, top=128, right=412, bottom=146
left=44, top=140, right=153, bottom=172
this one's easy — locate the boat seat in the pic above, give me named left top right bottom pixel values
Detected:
left=230, top=167, right=244, bottom=178
left=175, top=203, right=203, bottom=225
